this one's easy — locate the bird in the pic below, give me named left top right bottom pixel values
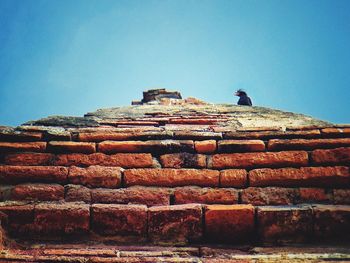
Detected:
left=235, top=89, right=252, bottom=106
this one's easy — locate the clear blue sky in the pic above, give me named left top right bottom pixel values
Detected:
left=1, top=0, right=349, bottom=127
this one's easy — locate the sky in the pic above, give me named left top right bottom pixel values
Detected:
left=0, top=0, right=349, bottom=127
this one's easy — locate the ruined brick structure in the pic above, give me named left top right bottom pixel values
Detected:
left=0, top=89, right=349, bottom=262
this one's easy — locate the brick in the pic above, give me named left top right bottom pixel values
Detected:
left=218, top=140, right=265, bottom=152
left=0, top=165, right=68, bottom=183
left=311, top=147, right=350, bottom=165
left=174, top=187, right=238, bottom=205
left=211, top=151, right=308, bottom=169
left=169, top=118, right=223, bottom=125
left=10, top=183, right=64, bottom=201
left=220, top=169, right=247, bottom=188
left=205, top=204, right=254, bottom=243
left=321, top=127, right=350, bottom=137
left=91, top=186, right=171, bottom=206
left=224, top=130, right=321, bottom=140
left=0, top=130, right=43, bottom=141
left=286, top=125, right=327, bottom=131
left=44, top=128, right=71, bottom=141
left=173, top=131, right=222, bottom=140
left=249, top=166, right=350, bottom=187
left=53, top=153, right=153, bottom=168
left=148, top=204, right=202, bottom=244
left=195, top=140, right=217, bottom=153
left=124, top=168, right=219, bottom=187
left=313, top=205, right=350, bottom=241
left=160, top=153, right=206, bottom=168
left=78, top=131, right=172, bottom=142
left=68, top=165, right=122, bottom=188
left=0, top=185, right=12, bottom=201
left=257, top=206, right=313, bottom=243
left=91, top=204, right=147, bottom=236
left=0, top=142, right=46, bottom=152
left=165, top=124, right=211, bottom=131
left=48, top=141, right=96, bottom=153
left=297, top=188, right=332, bottom=204
left=268, top=138, right=350, bottom=151
left=34, top=202, right=90, bottom=236
left=241, top=187, right=297, bottom=206
left=333, top=189, right=350, bottom=205
left=65, top=184, right=91, bottom=203
left=99, top=120, right=159, bottom=126
left=4, top=153, right=54, bottom=166
left=98, top=140, right=194, bottom=153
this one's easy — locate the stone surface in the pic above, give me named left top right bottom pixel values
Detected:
left=219, top=169, right=247, bottom=187
left=249, top=166, right=350, bottom=187
left=68, top=165, right=122, bottom=188
left=4, top=153, right=54, bottom=166
left=241, top=187, right=297, bottom=206
left=148, top=204, right=202, bottom=244
left=160, top=153, right=206, bottom=168
left=194, top=140, right=217, bottom=153
left=257, top=206, right=313, bottom=244
left=174, top=187, right=238, bottom=205
left=268, top=138, right=350, bottom=151
left=218, top=140, right=265, bottom=152
left=10, top=183, right=64, bottom=201
left=311, top=147, right=350, bottom=165
left=65, top=184, right=91, bottom=203
left=48, top=141, right=96, bottom=153
left=91, top=204, right=147, bottom=236
left=205, top=204, right=255, bottom=243
left=0, top=142, right=46, bottom=152
left=124, top=168, right=219, bottom=187
left=211, top=151, right=308, bottom=169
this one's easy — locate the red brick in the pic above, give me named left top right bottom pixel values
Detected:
left=333, top=189, right=350, bottom=205
left=220, top=169, right=247, bottom=188
left=91, top=204, right=147, bottom=236
left=268, top=138, right=350, bottom=151
left=169, top=118, right=223, bottom=125
left=224, top=130, right=321, bottom=140
left=313, top=205, right=350, bottom=241
left=211, top=151, right=308, bottom=169
left=205, top=204, right=254, bottom=243
left=98, top=140, right=194, bottom=153
left=0, top=130, right=43, bottom=141
left=218, top=140, right=265, bottom=152
left=297, top=188, right=332, bottom=204
left=68, top=165, right=122, bottom=188
left=173, top=131, right=222, bottom=140
left=78, top=131, right=171, bottom=142
left=174, top=187, right=238, bottom=205
left=165, top=124, right=211, bottom=131
left=160, top=153, right=206, bottom=168
left=65, top=184, right=91, bottom=203
left=311, top=147, right=350, bottom=165
left=91, top=186, right=171, bottom=206
left=241, top=187, right=297, bottom=205
left=286, top=125, right=327, bottom=131
left=4, top=153, right=54, bottom=166
left=0, top=165, right=68, bottom=183
left=10, top=183, right=64, bottom=201
left=0, top=142, right=46, bottom=152
left=148, top=204, right=202, bottom=244
left=195, top=140, right=217, bottom=153
left=321, top=127, right=350, bottom=137
left=249, top=166, right=350, bottom=187
left=34, top=202, right=90, bottom=236
left=257, top=206, right=313, bottom=243
left=53, top=153, right=153, bottom=168
left=48, top=141, right=96, bottom=153
left=124, top=168, right=219, bottom=187
left=99, top=120, right=159, bottom=126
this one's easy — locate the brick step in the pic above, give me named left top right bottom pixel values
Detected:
left=0, top=202, right=349, bottom=245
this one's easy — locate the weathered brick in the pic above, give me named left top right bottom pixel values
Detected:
left=257, top=206, right=313, bottom=243
left=321, top=127, right=350, bottom=138
left=91, top=204, right=147, bottom=236
left=220, top=169, right=247, bottom=187
left=4, top=153, right=54, bottom=166
left=169, top=118, right=223, bottom=125
left=0, top=142, right=46, bottom=152
left=124, top=168, right=219, bottom=187
left=10, top=183, right=64, bottom=201
left=98, top=140, right=194, bottom=153
left=91, top=186, right=171, bottom=206
left=333, top=189, right=350, bottom=205
left=195, top=140, right=217, bottom=153
left=205, top=204, right=254, bottom=243
left=297, top=188, right=332, bottom=204
left=311, top=147, right=350, bottom=165
left=48, top=141, right=96, bottom=153
left=99, top=120, right=159, bottom=126
left=53, top=153, right=153, bottom=168
left=148, top=204, right=202, bottom=244
left=249, top=166, right=350, bottom=187
left=224, top=130, right=321, bottom=140
left=68, top=165, right=122, bottom=188
left=236, top=127, right=281, bottom=132
left=0, top=165, right=68, bottom=183
left=173, top=131, right=222, bottom=140
left=34, top=202, right=90, bottom=236
left=174, top=187, right=238, bottom=205
left=268, top=138, right=350, bottom=151
left=65, top=184, right=91, bottom=203
left=211, top=151, right=308, bottom=169
left=218, top=140, right=265, bottom=153
left=160, top=153, right=206, bottom=168
left=241, top=187, right=297, bottom=206
left=165, top=124, right=211, bottom=131
left=0, top=130, right=43, bottom=142
left=313, top=205, right=350, bottom=241
left=0, top=185, right=12, bottom=201
left=78, top=131, right=172, bottom=142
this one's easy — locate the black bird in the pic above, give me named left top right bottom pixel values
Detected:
left=235, top=89, right=252, bottom=106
